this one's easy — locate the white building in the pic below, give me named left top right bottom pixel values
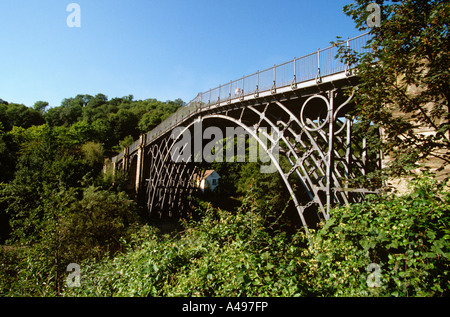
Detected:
left=193, top=170, right=220, bottom=192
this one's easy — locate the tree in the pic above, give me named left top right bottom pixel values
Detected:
left=81, top=141, right=104, bottom=169
left=0, top=103, right=11, bottom=131
left=61, top=102, right=83, bottom=126
left=0, top=123, right=17, bottom=183
left=173, top=98, right=186, bottom=107
left=109, top=109, right=139, bottom=142
left=45, top=98, right=82, bottom=127
left=67, top=120, right=96, bottom=145
left=91, top=118, right=114, bottom=147
left=2, top=103, right=45, bottom=129
left=336, top=0, right=449, bottom=179
left=0, top=125, right=95, bottom=244
left=33, top=101, right=49, bottom=115
left=44, top=106, right=65, bottom=127
left=60, top=186, right=138, bottom=260
left=138, top=111, right=162, bottom=133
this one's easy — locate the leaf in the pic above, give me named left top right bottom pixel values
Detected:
left=426, top=230, right=436, bottom=241
left=387, top=240, right=399, bottom=250
left=359, top=239, right=369, bottom=250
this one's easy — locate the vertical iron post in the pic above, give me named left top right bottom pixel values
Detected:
left=293, top=57, right=297, bottom=88
left=326, top=90, right=336, bottom=219
left=346, top=114, right=353, bottom=177
left=316, top=48, right=322, bottom=83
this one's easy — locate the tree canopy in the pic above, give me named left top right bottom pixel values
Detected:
left=336, top=0, right=449, bottom=180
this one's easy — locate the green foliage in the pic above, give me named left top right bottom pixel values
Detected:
left=112, top=135, right=135, bottom=153
left=0, top=94, right=181, bottom=245
left=0, top=123, right=17, bottom=183
left=67, top=121, right=96, bottom=145
left=0, top=186, right=140, bottom=296
left=138, top=112, right=162, bottom=133
left=97, top=165, right=130, bottom=193
left=33, top=101, right=49, bottom=114
left=335, top=0, right=450, bottom=177
left=81, top=142, right=104, bottom=168
left=62, top=185, right=310, bottom=297
left=0, top=103, right=44, bottom=131
left=58, top=186, right=139, bottom=261
left=0, top=93, right=181, bottom=296
left=58, top=177, right=449, bottom=297
left=110, top=109, right=139, bottom=142
left=1, top=125, right=98, bottom=244
left=42, top=94, right=180, bottom=152
left=307, top=174, right=450, bottom=296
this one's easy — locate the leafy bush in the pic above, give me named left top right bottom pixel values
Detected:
left=61, top=186, right=139, bottom=261
left=0, top=186, right=140, bottom=296
left=61, top=176, right=449, bottom=297
left=62, top=186, right=311, bottom=296
left=3, top=175, right=448, bottom=297
left=307, top=175, right=450, bottom=296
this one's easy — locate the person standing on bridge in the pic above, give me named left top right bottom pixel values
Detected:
left=235, top=87, right=242, bottom=97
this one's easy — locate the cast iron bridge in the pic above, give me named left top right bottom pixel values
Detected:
left=107, top=33, right=380, bottom=233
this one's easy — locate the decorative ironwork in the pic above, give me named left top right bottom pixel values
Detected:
left=108, top=32, right=380, bottom=233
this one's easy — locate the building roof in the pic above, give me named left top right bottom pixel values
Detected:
left=193, top=169, right=220, bottom=181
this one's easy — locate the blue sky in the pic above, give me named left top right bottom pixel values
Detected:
left=0, top=0, right=361, bottom=108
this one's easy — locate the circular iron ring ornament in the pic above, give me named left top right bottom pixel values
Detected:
left=300, top=94, right=330, bottom=132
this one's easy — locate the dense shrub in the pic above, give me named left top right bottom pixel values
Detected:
left=2, top=171, right=448, bottom=297
left=0, top=186, right=140, bottom=296
left=61, top=176, right=449, bottom=297
left=62, top=186, right=311, bottom=296
left=306, top=175, right=450, bottom=296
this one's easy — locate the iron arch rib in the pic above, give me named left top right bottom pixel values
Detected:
left=140, top=87, right=377, bottom=234
left=146, top=113, right=316, bottom=233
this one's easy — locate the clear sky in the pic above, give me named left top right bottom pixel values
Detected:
left=0, top=0, right=362, bottom=108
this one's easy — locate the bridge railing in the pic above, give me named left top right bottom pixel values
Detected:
left=112, top=32, right=370, bottom=163
left=191, top=32, right=369, bottom=107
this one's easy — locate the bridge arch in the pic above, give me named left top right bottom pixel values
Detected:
left=142, top=87, right=377, bottom=233
left=159, top=113, right=311, bottom=232
left=107, top=33, right=380, bottom=233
